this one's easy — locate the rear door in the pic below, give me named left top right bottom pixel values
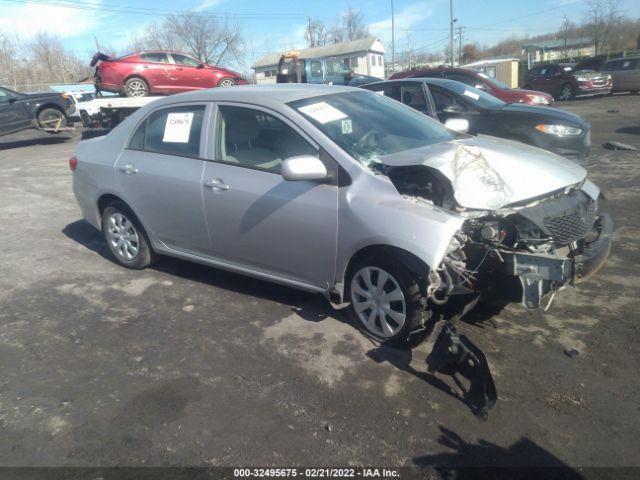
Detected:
left=0, top=88, right=31, bottom=135
left=138, top=52, right=174, bottom=92
left=114, top=103, right=211, bottom=255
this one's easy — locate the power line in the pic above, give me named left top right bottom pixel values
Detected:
left=1, top=0, right=307, bottom=19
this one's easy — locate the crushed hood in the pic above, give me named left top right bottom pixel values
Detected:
left=381, top=136, right=587, bottom=210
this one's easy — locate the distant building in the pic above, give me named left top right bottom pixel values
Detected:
left=252, top=37, right=385, bottom=84
left=462, top=58, right=520, bottom=88
left=522, top=37, right=595, bottom=68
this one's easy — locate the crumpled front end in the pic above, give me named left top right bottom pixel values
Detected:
left=380, top=141, right=613, bottom=310
left=442, top=180, right=613, bottom=309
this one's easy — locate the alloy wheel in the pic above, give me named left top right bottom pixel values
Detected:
left=350, top=266, right=407, bottom=338
left=127, top=80, right=148, bottom=97
left=106, top=212, right=140, bottom=261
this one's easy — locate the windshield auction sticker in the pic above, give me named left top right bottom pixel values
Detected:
left=298, top=102, right=347, bottom=124
left=163, top=112, right=194, bottom=143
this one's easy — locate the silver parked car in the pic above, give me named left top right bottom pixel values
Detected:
left=71, top=84, right=612, bottom=347
left=601, top=56, right=640, bottom=94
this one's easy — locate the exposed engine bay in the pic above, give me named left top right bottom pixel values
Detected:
left=375, top=157, right=612, bottom=311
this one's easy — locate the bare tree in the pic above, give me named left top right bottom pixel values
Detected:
left=460, top=43, right=480, bottom=64
left=331, top=7, right=369, bottom=43
left=586, top=0, right=623, bottom=53
left=561, top=16, right=574, bottom=58
left=307, top=18, right=329, bottom=47
left=129, top=12, right=244, bottom=66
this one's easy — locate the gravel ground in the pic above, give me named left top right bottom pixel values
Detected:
left=0, top=94, right=639, bottom=470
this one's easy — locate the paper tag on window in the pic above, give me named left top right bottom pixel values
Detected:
left=341, top=119, right=353, bottom=134
left=298, top=102, right=347, bottom=124
left=374, top=90, right=385, bottom=95
left=463, top=90, right=480, bottom=101
left=163, top=112, right=194, bottom=143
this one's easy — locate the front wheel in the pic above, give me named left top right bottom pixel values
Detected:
left=217, top=77, right=236, bottom=87
left=346, top=257, right=428, bottom=348
left=37, top=108, right=67, bottom=133
left=102, top=201, right=156, bottom=269
left=558, top=83, right=575, bottom=101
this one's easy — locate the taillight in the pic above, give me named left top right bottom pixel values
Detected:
left=69, top=155, right=78, bottom=171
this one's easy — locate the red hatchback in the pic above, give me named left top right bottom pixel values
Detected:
left=91, top=50, right=248, bottom=97
left=390, top=67, right=554, bottom=106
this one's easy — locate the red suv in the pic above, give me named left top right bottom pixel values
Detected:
left=389, top=67, right=554, bottom=105
left=91, top=50, right=248, bottom=97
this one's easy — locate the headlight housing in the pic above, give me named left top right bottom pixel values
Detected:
left=535, top=124, right=583, bottom=136
left=575, top=76, right=589, bottom=82
left=526, top=94, right=550, bottom=105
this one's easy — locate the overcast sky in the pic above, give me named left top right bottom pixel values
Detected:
left=1, top=0, right=639, bottom=69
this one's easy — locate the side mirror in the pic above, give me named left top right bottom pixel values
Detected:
left=282, top=156, right=328, bottom=181
left=444, top=118, right=469, bottom=133
left=8, top=97, right=17, bottom=104
left=197, top=63, right=205, bottom=69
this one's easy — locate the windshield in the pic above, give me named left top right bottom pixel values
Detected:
left=289, top=90, right=453, bottom=168
left=442, top=81, right=506, bottom=109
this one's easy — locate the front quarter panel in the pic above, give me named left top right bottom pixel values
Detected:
left=336, top=169, right=464, bottom=284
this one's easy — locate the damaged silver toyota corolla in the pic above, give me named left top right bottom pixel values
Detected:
left=72, top=85, right=612, bottom=353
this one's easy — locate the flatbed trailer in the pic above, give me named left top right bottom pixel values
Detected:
left=83, top=95, right=161, bottom=130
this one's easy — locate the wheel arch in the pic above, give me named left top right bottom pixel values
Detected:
left=332, top=244, right=431, bottom=304
left=123, top=74, right=151, bottom=93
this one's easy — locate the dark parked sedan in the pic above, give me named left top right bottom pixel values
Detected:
left=521, top=63, right=612, bottom=100
left=361, top=78, right=591, bottom=162
left=0, top=86, right=75, bottom=137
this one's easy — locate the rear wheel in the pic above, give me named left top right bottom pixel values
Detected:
left=217, top=77, right=236, bottom=87
left=37, top=108, right=67, bottom=133
left=102, top=201, right=156, bottom=269
left=559, top=83, right=575, bottom=101
left=346, top=256, right=428, bottom=348
left=124, top=77, right=149, bottom=97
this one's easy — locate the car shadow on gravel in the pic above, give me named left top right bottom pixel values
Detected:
left=413, top=426, right=583, bottom=477
left=63, top=219, right=317, bottom=308
left=0, top=134, right=70, bottom=150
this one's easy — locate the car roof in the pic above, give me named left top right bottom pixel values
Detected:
left=366, top=77, right=460, bottom=88
left=141, top=84, right=361, bottom=108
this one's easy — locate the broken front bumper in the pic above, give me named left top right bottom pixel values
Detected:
left=502, top=213, right=613, bottom=309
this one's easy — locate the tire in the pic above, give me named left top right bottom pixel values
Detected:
left=346, top=255, right=428, bottom=348
left=217, top=77, right=236, bottom=87
left=124, top=77, right=149, bottom=97
left=101, top=201, right=157, bottom=269
left=81, top=111, right=91, bottom=128
left=558, top=83, right=575, bottom=101
left=37, top=108, right=67, bottom=133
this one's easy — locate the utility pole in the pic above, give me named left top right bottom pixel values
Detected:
left=391, top=0, right=395, bottom=75
left=457, top=26, right=465, bottom=64
left=449, top=0, right=457, bottom=66
left=307, top=16, right=313, bottom=47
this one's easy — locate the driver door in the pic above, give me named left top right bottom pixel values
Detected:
left=201, top=104, right=339, bottom=288
left=168, top=53, right=210, bottom=91
left=0, top=88, right=30, bottom=135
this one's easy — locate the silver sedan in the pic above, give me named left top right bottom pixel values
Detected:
left=72, top=84, right=611, bottom=347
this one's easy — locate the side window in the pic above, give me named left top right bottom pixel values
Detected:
left=381, top=85, right=401, bottom=101
left=445, top=73, right=475, bottom=87
left=310, top=61, right=322, bottom=77
left=129, top=121, right=146, bottom=150
left=622, top=59, right=639, bottom=70
left=0, top=89, right=13, bottom=103
left=431, top=89, right=466, bottom=114
left=140, top=52, right=170, bottom=64
left=217, top=106, right=318, bottom=173
left=400, top=85, right=429, bottom=113
left=602, top=60, right=621, bottom=71
left=136, top=105, right=205, bottom=157
left=171, top=53, right=200, bottom=67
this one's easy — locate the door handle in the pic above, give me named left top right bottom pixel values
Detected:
left=142, top=64, right=148, bottom=68
left=119, top=164, right=139, bottom=175
left=204, top=178, right=230, bottom=191
left=176, top=66, right=183, bottom=71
